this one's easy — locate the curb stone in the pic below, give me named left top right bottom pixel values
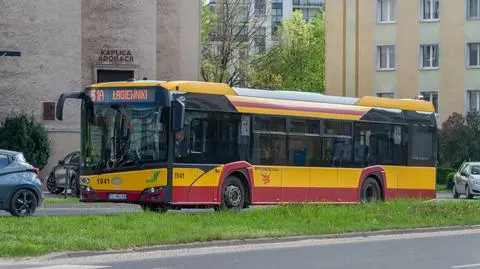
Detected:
left=20, top=224, right=480, bottom=261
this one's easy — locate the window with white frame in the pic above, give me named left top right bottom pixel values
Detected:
left=420, top=0, right=440, bottom=21
left=376, top=0, right=396, bottom=22
left=420, top=91, right=438, bottom=113
left=468, top=43, right=480, bottom=67
left=468, top=90, right=480, bottom=112
left=376, top=92, right=395, bottom=98
left=420, top=44, right=439, bottom=68
left=467, top=0, right=480, bottom=19
left=376, top=45, right=395, bottom=70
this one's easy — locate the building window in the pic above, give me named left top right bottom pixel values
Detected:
left=468, top=90, right=480, bottom=112
left=255, top=0, right=266, bottom=16
left=467, top=0, right=480, bottom=19
left=376, top=0, right=396, bottom=22
left=238, top=46, right=248, bottom=60
left=376, top=45, right=395, bottom=70
left=420, top=44, right=439, bottom=68
left=420, top=91, right=439, bottom=113
left=272, top=0, right=283, bottom=39
left=254, top=27, right=266, bottom=54
left=468, top=43, right=480, bottom=67
left=376, top=92, right=395, bottom=98
left=420, top=0, right=440, bottom=21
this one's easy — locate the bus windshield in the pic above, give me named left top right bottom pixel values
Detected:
left=82, top=103, right=168, bottom=170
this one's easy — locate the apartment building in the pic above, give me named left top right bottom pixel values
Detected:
left=325, top=0, right=480, bottom=123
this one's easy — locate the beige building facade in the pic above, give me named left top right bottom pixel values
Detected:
left=0, top=0, right=201, bottom=177
left=325, top=0, right=480, bottom=124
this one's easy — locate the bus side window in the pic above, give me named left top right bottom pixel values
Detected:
left=252, top=116, right=287, bottom=165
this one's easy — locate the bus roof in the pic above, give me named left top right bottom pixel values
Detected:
left=87, top=80, right=435, bottom=113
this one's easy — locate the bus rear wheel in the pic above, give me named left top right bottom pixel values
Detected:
left=360, top=177, right=382, bottom=202
left=217, top=175, right=245, bottom=211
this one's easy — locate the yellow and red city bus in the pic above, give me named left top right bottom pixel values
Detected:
left=56, top=80, right=437, bottom=212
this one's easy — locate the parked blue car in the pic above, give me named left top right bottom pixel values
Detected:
left=0, top=149, right=44, bottom=217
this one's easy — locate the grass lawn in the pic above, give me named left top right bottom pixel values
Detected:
left=1, top=200, right=480, bottom=258
left=42, top=196, right=82, bottom=205
left=41, top=196, right=115, bottom=206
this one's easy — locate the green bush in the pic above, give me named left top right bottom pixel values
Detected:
left=0, top=114, right=51, bottom=170
left=445, top=172, right=456, bottom=189
left=436, top=167, right=456, bottom=185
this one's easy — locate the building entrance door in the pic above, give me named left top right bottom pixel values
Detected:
left=96, top=69, right=134, bottom=83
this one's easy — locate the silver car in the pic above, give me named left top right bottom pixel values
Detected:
left=0, top=149, right=44, bottom=216
left=453, top=162, right=480, bottom=199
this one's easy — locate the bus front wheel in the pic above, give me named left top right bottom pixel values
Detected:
left=217, top=175, right=246, bottom=211
left=141, top=204, right=167, bottom=213
left=360, top=177, right=382, bottom=202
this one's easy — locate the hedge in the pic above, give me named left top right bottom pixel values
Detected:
left=436, top=167, right=456, bottom=185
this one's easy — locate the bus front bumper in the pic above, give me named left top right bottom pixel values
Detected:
left=80, top=186, right=167, bottom=204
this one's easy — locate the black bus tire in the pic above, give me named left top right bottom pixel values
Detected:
left=141, top=204, right=168, bottom=213
left=360, top=177, right=382, bottom=202
left=219, top=175, right=246, bottom=211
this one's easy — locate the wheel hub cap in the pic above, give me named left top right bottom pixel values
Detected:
left=226, top=185, right=241, bottom=206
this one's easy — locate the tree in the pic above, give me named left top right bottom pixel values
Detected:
left=201, top=0, right=218, bottom=45
left=0, top=114, right=51, bottom=170
left=201, top=0, right=268, bottom=86
left=438, top=112, right=480, bottom=168
left=249, top=9, right=326, bottom=92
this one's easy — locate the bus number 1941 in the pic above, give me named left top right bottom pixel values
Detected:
left=97, top=178, right=110, bottom=184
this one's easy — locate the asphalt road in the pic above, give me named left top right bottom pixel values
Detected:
left=3, top=228, right=480, bottom=269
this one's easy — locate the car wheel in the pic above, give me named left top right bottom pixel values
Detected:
left=466, top=185, right=474, bottom=199
left=9, top=189, right=38, bottom=217
left=70, top=176, right=80, bottom=197
left=47, top=175, right=63, bottom=194
left=453, top=183, right=460, bottom=199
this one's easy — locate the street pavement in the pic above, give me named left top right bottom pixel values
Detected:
left=2, top=228, right=480, bottom=269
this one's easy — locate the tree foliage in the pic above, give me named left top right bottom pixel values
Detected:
left=438, top=112, right=480, bottom=168
left=0, top=114, right=51, bottom=169
left=201, top=0, right=268, bottom=86
left=249, top=10, right=326, bottom=92
left=201, top=0, right=218, bottom=45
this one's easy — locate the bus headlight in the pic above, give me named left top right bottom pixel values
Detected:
left=145, top=187, right=162, bottom=193
left=81, top=177, right=90, bottom=184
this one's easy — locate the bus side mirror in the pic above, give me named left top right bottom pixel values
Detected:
left=84, top=96, right=95, bottom=123
left=56, top=91, right=94, bottom=122
left=172, top=99, right=185, bottom=132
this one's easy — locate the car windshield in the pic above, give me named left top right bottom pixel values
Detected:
left=82, top=103, right=169, bottom=170
left=471, top=165, right=480, bottom=175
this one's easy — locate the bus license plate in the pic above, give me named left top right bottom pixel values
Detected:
left=108, top=193, right=127, bottom=200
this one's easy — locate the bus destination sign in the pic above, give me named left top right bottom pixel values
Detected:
left=89, top=88, right=156, bottom=103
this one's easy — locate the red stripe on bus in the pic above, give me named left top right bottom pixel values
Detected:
left=83, top=187, right=435, bottom=205
left=172, top=186, right=217, bottom=204
left=231, top=101, right=367, bottom=116
left=393, top=189, right=436, bottom=200
left=252, top=187, right=358, bottom=203
left=170, top=186, right=435, bottom=205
